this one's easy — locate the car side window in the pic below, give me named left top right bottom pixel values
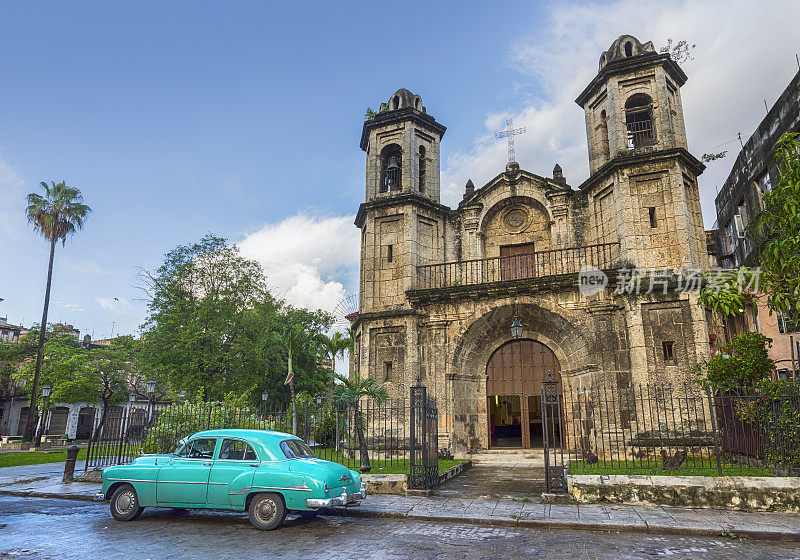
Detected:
left=219, top=438, right=258, bottom=461
left=178, top=438, right=217, bottom=459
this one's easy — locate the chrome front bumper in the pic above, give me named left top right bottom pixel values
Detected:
left=306, top=481, right=367, bottom=508
left=94, top=491, right=107, bottom=502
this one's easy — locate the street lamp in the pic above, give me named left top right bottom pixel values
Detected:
left=145, top=380, right=156, bottom=427
left=129, top=393, right=136, bottom=403
left=34, top=385, right=52, bottom=447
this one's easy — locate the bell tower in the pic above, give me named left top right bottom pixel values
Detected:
left=361, top=89, right=446, bottom=204
left=576, top=35, right=706, bottom=271
left=353, top=89, right=448, bottom=390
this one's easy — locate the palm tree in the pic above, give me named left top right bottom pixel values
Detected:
left=270, top=322, right=317, bottom=435
left=23, top=181, right=91, bottom=442
left=319, top=331, right=350, bottom=380
left=332, top=371, right=388, bottom=472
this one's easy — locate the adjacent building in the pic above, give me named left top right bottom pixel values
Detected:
left=712, top=69, right=800, bottom=375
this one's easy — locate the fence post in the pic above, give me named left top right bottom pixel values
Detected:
left=705, top=384, right=723, bottom=477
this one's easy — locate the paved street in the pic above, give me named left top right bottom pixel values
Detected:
left=1, top=495, right=800, bottom=559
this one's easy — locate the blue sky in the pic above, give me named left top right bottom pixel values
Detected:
left=1, top=0, right=798, bottom=339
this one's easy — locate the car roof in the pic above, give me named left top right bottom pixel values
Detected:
left=190, top=429, right=300, bottom=444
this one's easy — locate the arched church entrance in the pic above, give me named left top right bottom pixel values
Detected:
left=486, top=339, right=561, bottom=449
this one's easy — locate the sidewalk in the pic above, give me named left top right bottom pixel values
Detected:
left=2, top=473, right=799, bottom=541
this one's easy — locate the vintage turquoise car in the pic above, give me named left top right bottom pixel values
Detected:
left=97, top=429, right=367, bottom=530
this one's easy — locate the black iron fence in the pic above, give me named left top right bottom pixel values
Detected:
left=85, top=390, right=440, bottom=488
left=544, top=382, right=800, bottom=489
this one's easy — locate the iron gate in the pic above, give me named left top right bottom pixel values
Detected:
left=409, top=383, right=439, bottom=490
left=85, top=405, right=159, bottom=470
left=542, top=376, right=566, bottom=493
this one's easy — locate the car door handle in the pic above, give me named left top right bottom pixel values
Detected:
left=203, top=462, right=212, bottom=466
left=249, top=464, right=259, bottom=468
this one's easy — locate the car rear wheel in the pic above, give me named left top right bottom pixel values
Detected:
left=248, top=493, right=286, bottom=530
left=109, top=484, right=144, bottom=521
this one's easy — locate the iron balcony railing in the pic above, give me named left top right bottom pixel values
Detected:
left=626, top=119, right=656, bottom=149
left=415, top=242, right=620, bottom=290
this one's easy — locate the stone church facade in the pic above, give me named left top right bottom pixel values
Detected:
left=351, top=35, right=716, bottom=455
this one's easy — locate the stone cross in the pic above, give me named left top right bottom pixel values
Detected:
left=494, top=118, right=527, bottom=163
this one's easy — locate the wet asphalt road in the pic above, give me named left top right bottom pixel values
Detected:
left=1, top=495, right=800, bottom=559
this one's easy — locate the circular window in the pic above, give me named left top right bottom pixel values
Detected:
left=504, top=209, right=527, bottom=231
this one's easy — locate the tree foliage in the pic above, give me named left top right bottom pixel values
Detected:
left=138, top=234, right=332, bottom=404
left=698, top=267, right=759, bottom=318
left=659, top=38, right=695, bottom=64
left=695, top=331, right=775, bottom=389
left=748, top=132, right=800, bottom=316
left=9, top=327, right=134, bottom=430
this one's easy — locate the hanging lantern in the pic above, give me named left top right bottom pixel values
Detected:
left=510, top=315, right=523, bottom=339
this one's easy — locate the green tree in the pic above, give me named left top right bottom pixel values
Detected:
left=85, top=336, right=138, bottom=442
left=748, top=132, right=800, bottom=317
left=332, top=371, right=388, bottom=472
left=139, top=235, right=273, bottom=400
left=269, top=320, right=320, bottom=435
left=695, top=331, right=775, bottom=389
left=139, top=235, right=333, bottom=406
left=698, top=267, right=759, bottom=318
left=24, top=181, right=91, bottom=441
left=12, top=329, right=135, bottom=441
left=319, top=331, right=350, bottom=381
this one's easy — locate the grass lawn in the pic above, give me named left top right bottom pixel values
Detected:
left=0, top=447, right=89, bottom=468
left=569, top=460, right=776, bottom=477
left=311, top=448, right=462, bottom=475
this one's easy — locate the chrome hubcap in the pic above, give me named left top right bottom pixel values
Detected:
left=256, top=499, right=276, bottom=523
left=116, top=490, right=135, bottom=513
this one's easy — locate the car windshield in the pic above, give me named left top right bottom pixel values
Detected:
left=280, top=439, right=316, bottom=459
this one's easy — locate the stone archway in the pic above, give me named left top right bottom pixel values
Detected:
left=486, top=339, right=561, bottom=449
left=447, top=299, right=591, bottom=454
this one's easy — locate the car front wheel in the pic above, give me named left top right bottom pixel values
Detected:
left=248, top=493, right=286, bottom=530
left=109, top=484, right=144, bottom=521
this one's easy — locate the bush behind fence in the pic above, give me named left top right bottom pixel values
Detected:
left=87, top=396, right=413, bottom=472
left=561, top=382, right=800, bottom=475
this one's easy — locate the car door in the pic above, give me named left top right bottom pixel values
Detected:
left=156, top=437, right=218, bottom=505
left=207, top=438, right=259, bottom=507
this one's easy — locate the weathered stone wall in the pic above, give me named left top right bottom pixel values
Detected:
left=568, top=474, right=800, bottom=512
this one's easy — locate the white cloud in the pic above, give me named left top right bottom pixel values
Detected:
left=238, top=214, right=360, bottom=314
left=62, top=257, right=109, bottom=276
left=441, top=0, right=800, bottom=228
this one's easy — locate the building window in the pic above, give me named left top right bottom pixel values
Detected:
left=418, top=146, right=426, bottom=192
left=387, top=244, right=393, bottom=263
left=662, top=341, right=675, bottom=363
left=648, top=207, right=657, bottom=228
left=624, top=41, right=633, bottom=57
left=380, top=144, right=402, bottom=193
left=778, top=308, right=800, bottom=334
left=600, top=109, right=609, bottom=160
left=758, top=171, right=772, bottom=194
left=625, top=93, right=656, bottom=149
left=383, top=361, right=392, bottom=382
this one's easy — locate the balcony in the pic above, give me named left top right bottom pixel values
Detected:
left=414, top=242, right=620, bottom=291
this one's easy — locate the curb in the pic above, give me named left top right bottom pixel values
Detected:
left=2, top=488, right=798, bottom=542
left=0, top=489, right=97, bottom=502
